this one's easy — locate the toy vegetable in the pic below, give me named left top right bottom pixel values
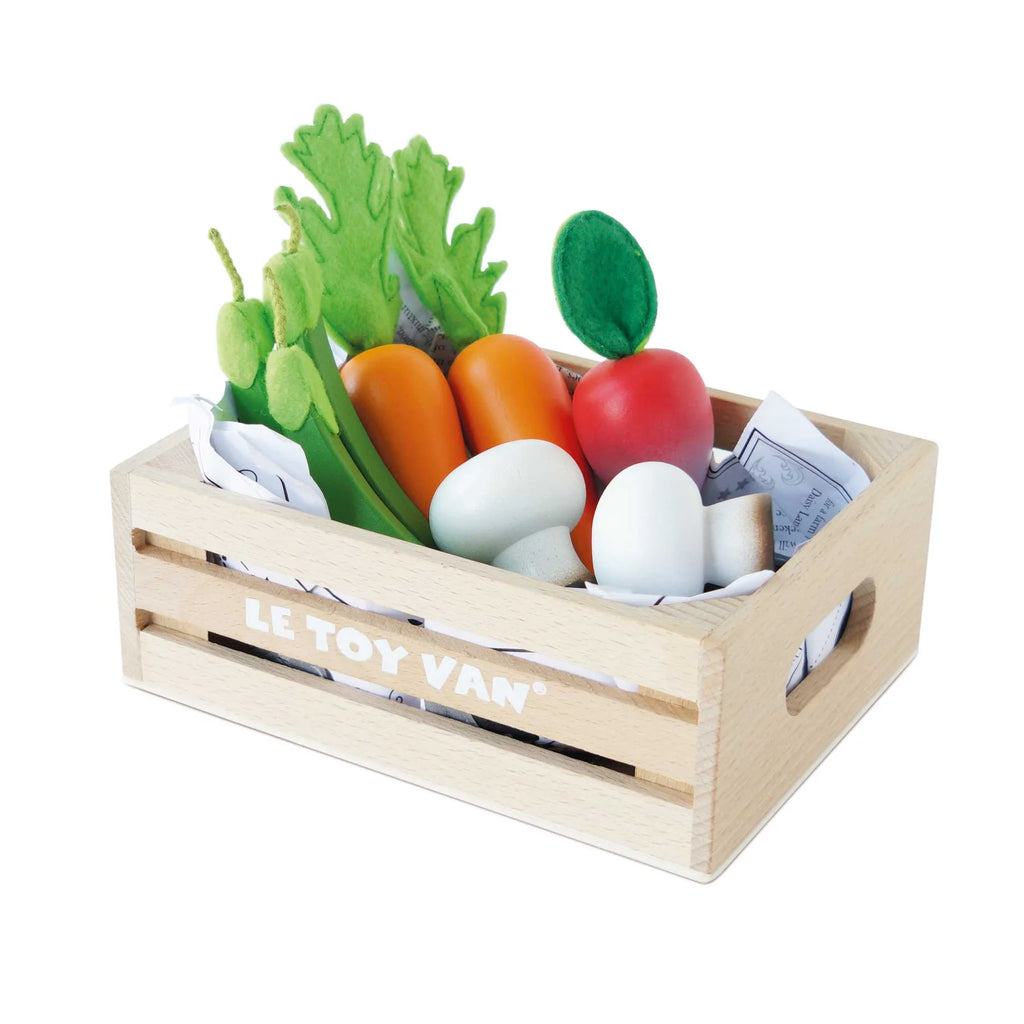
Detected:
left=592, top=462, right=773, bottom=595
left=391, top=135, right=507, bottom=352
left=553, top=211, right=715, bottom=488
left=276, top=106, right=506, bottom=356
left=209, top=226, right=424, bottom=543
left=265, top=207, right=433, bottom=544
left=294, top=315, right=434, bottom=544
left=447, top=334, right=598, bottom=570
left=209, top=228, right=274, bottom=389
left=429, top=440, right=590, bottom=586
left=341, top=344, right=467, bottom=518
left=592, top=463, right=706, bottom=596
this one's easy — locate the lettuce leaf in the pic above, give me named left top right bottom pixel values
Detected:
left=392, top=136, right=506, bottom=351
left=276, top=106, right=400, bottom=353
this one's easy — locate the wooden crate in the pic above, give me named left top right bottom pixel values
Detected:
left=110, top=354, right=937, bottom=881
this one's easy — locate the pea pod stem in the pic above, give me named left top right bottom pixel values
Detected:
left=276, top=202, right=302, bottom=256
left=263, top=264, right=288, bottom=347
left=209, top=227, right=245, bottom=303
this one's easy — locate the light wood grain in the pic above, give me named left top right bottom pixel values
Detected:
left=706, top=387, right=916, bottom=476
left=128, top=457, right=707, bottom=701
left=698, top=437, right=938, bottom=874
left=110, top=430, right=194, bottom=680
left=111, top=470, right=142, bottom=679
left=689, top=640, right=727, bottom=874
left=133, top=543, right=698, bottom=783
left=143, top=533, right=210, bottom=640
left=111, top=374, right=938, bottom=881
left=135, top=626, right=700, bottom=877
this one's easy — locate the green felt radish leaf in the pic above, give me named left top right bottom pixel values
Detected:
left=552, top=210, right=657, bottom=360
left=266, top=345, right=338, bottom=434
left=392, top=136, right=506, bottom=351
left=277, top=106, right=400, bottom=353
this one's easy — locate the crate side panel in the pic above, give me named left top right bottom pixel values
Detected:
left=133, top=544, right=698, bottom=783
left=111, top=466, right=142, bottom=679
left=708, top=388, right=916, bottom=473
left=705, top=439, right=938, bottom=874
left=136, top=627, right=696, bottom=875
left=129, top=464, right=705, bottom=703
left=110, top=430, right=194, bottom=679
left=687, top=639, right=727, bottom=875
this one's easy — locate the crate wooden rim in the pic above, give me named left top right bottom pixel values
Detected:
left=111, top=353, right=937, bottom=881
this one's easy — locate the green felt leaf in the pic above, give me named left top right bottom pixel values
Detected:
left=392, top=136, right=506, bottom=351
left=552, top=210, right=657, bottom=360
left=277, top=106, right=400, bottom=353
left=265, top=345, right=339, bottom=434
left=216, top=299, right=274, bottom=388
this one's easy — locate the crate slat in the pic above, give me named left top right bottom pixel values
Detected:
left=135, top=626, right=700, bottom=877
left=128, top=460, right=707, bottom=702
left=110, top=430, right=198, bottom=679
left=133, top=543, right=698, bottom=784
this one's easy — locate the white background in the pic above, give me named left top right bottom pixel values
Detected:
left=3, top=2, right=1022, bottom=1020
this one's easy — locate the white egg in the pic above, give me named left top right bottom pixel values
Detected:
left=592, top=462, right=705, bottom=596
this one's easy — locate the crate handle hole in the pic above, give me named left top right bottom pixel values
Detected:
left=786, top=578, right=877, bottom=716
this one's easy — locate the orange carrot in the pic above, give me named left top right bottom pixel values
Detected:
left=341, top=345, right=467, bottom=520
left=447, top=334, right=598, bottom=570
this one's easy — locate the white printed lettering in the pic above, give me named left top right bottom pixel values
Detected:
left=422, top=654, right=457, bottom=690
left=454, top=664, right=490, bottom=702
left=374, top=639, right=408, bottom=675
left=491, top=677, right=531, bottom=715
left=336, top=627, right=373, bottom=662
left=270, top=605, right=295, bottom=640
left=305, top=614, right=336, bottom=652
left=245, top=598, right=270, bottom=633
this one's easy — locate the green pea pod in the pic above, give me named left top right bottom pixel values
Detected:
left=210, top=228, right=276, bottom=388
left=263, top=206, right=433, bottom=545
left=297, top=319, right=433, bottom=545
left=231, top=365, right=419, bottom=540
left=211, top=221, right=429, bottom=545
left=263, top=247, right=323, bottom=345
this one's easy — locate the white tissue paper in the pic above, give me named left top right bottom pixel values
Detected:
left=702, top=391, right=870, bottom=562
left=180, top=395, right=425, bottom=708
left=701, top=391, right=872, bottom=692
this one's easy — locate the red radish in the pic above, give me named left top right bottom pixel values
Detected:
left=552, top=210, right=714, bottom=486
left=573, top=347, right=713, bottom=486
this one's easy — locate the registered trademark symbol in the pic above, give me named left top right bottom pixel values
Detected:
left=533, top=682, right=547, bottom=696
